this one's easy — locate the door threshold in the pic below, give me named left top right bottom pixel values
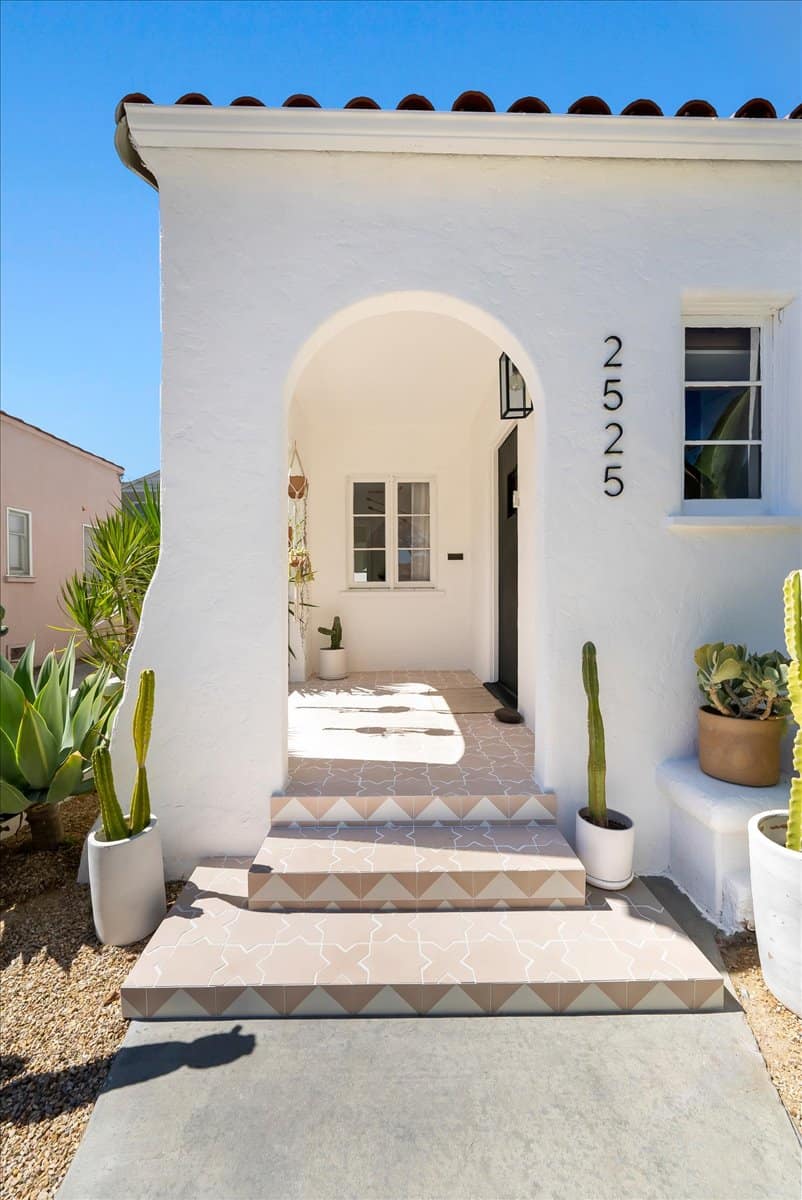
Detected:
left=483, top=680, right=518, bottom=710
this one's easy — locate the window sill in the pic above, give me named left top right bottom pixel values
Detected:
left=3, top=574, right=36, bottom=582
left=340, top=587, right=445, bottom=594
left=665, top=515, right=802, bottom=532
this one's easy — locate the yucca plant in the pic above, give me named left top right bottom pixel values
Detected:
left=582, top=641, right=607, bottom=828
left=60, top=481, right=160, bottom=677
left=0, top=639, right=121, bottom=849
left=92, top=669, right=155, bottom=840
left=784, top=570, right=802, bottom=853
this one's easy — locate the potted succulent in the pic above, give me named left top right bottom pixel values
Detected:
left=748, top=569, right=801, bottom=1017
left=574, top=641, right=634, bottom=890
left=317, top=616, right=347, bottom=680
left=87, top=669, right=166, bottom=945
left=694, top=643, right=789, bottom=786
left=0, top=639, right=120, bottom=850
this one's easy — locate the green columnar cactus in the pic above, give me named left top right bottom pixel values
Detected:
left=784, top=569, right=802, bottom=852
left=582, top=641, right=607, bottom=828
left=93, top=745, right=129, bottom=841
left=318, top=616, right=343, bottom=650
left=92, top=669, right=156, bottom=841
left=129, top=669, right=154, bottom=834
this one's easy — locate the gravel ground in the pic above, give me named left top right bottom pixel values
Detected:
left=1, top=795, right=181, bottom=1200
left=719, top=931, right=802, bottom=1136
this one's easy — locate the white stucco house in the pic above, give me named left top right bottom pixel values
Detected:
left=111, top=88, right=801, bottom=933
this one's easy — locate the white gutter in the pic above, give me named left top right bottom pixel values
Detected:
left=125, top=104, right=802, bottom=164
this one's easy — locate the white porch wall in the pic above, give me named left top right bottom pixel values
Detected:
left=113, top=145, right=801, bottom=878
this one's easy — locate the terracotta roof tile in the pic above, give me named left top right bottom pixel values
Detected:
left=115, top=91, right=796, bottom=121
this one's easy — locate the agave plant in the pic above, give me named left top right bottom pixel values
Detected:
left=0, top=639, right=121, bottom=850
left=60, top=481, right=160, bottom=677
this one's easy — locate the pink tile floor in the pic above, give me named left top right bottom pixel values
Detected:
left=285, top=672, right=535, bottom=797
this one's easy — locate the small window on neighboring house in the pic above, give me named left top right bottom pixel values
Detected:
left=7, top=509, right=31, bottom=576
left=350, top=479, right=433, bottom=587
left=683, top=326, right=762, bottom=501
left=83, top=524, right=97, bottom=575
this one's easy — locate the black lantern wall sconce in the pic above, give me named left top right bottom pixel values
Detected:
left=499, top=353, right=533, bottom=420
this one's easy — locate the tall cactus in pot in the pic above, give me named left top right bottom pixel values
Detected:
left=582, top=641, right=607, bottom=828
left=784, top=570, right=802, bottom=852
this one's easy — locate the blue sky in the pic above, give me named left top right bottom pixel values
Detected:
left=1, top=0, right=799, bottom=478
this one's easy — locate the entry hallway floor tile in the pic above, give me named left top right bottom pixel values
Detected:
left=285, top=672, right=535, bottom=796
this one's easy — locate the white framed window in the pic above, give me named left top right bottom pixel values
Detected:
left=682, top=320, right=764, bottom=510
left=6, top=508, right=32, bottom=577
left=83, top=523, right=97, bottom=575
left=348, top=477, right=434, bottom=588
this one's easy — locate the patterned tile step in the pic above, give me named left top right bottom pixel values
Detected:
left=248, top=822, right=585, bottom=910
left=121, top=860, right=724, bottom=1019
left=270, top=793, right=556, bottom=825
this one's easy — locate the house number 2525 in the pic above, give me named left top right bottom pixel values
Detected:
left=602, top=335, right=623, bottom=496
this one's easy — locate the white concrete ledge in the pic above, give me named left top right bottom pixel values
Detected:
left=659, top=756, right=789, bottom=932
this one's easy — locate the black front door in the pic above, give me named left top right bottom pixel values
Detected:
left=497, top=427, right=518, bottom=704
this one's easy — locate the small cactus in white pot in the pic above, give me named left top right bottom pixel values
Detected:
left=87, top=669, right=166, bottom=945
left=318, top=616, right=347, bottom=680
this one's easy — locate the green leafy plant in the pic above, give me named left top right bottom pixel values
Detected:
left=784, top=570, right=801, bottom=853
left=582, top=641, right=607, bottom=828
left=92, top=669, right=155, bottom=841
left=0, top=639, right=121, bottom=849
left=318, top=616, right=343, bottom=651
left=0, top=604, right=7, bottom=639
left=60, top=482, right=160, bottom=677
left=694, top=643, right=790, bottom=720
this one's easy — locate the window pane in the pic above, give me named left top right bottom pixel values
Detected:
left=684, top=386, right=761, bottom=441
left=353, top=550, right=386, bottom=583
left=397, top=482, right=430, bottom=515
left=353, top=516, right=385, bottom=549
left=353, top=483, right=385, bottom=515
left=397, top=515, right=430, bottom=548
left=684, top=445, right=761, bottom=500
left=685, top=327, right=759, bottom=382
left=8, top=511, right=27, bottom=536
left=398, top=549, right=431, bottom=582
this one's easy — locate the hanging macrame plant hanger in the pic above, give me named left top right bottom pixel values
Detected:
left=288, top=443, right=308, bottom=500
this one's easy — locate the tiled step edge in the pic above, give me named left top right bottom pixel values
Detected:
left=270, top=794, right=557, bottom=825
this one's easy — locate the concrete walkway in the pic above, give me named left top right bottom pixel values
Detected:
left=60, top=883, right=800, bottom=1200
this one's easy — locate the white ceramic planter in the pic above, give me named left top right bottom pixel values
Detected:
left=575, top=807, right=635, bottom=890
left=319, top=647, right=347, bottom=680
left=88, top=817, right=166, bottom=946
left=748, top=810, right=802, bottom=1017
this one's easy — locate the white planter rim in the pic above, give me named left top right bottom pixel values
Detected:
left=89, top=815, right=158, bottom=848
left=748, top=809, right=797, bottom=860
left=577, top=806, right=633, bottom=831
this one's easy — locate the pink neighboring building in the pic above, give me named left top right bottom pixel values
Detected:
left=0, top=411, right=123, bottom=662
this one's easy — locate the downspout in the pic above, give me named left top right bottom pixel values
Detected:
left=114, top=94, right=158, bottom=190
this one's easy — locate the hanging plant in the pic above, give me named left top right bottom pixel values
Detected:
left=288, top=442, right=314, bottom=638
left=288, top=443, right=308, bottom=500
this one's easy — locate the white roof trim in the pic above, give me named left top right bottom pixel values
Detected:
left=125, top=105, right=802, bottom=163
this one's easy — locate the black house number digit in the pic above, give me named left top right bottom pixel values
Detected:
left=602, top=338, right=624, bottom=495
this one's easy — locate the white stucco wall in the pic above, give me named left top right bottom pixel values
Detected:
left=113, top=118, right=801, bottom=878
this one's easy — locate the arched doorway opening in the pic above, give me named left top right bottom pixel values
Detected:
left=282, top=292, right=544, bottom=796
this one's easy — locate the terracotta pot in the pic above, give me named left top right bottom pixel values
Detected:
left=698, top=706, right=785, bottom=787
left=288, top=475, right=307, bottom=500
